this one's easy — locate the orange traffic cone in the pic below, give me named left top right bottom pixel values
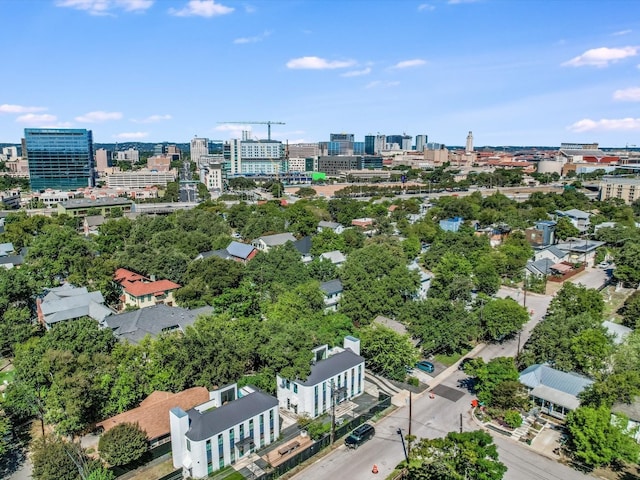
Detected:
left=372, top=464, right=379, bottom=474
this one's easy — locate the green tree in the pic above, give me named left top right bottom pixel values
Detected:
left=481, top=297, right=529, bottom=342
left=359, top=324, right=419, bottom=381
left=615, top=242, right=640, bottom=287
left=569, top=328, right=613, bottom=375
left=86, top=467, right=116, bottom=480
left=407, top=430, right=506, bottom=480
left=307, top=257, right=338, bottom=282
left=474, top=255, right=501, bottom=296
left=340, top=242, right=419, bottom=325
left=464, top=357, right=519, bottom=406
left=495, top=231, right=533, bottom=280
left=620, top=291, right=640, bottom=329
left=429, top=252, right=473, bottom=302
left=555, top=216, right=581, bottom=241
left=32, top=435, right=86, bottom=480
left=0, top=411, right=10, bottom=458
left=566, top=405, right=640, bottom=468
left=295, top=187, right=317, bottom=197
left=399, top=298, right=479, bottom=355
left=98, top=422, right=148, bottom=466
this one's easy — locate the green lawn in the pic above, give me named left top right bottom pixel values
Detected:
left=434, top=351, right=467, bottom=367
left=0, top=369, right=15, bottom=384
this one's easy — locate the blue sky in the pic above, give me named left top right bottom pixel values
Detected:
left=1, top=0, right=640, bottom=147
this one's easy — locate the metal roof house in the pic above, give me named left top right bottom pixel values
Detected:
left=519, top=364, right=593, bottom=419
left=196, top=241, right=257, bottom=263
left=320, top=279, right=343, bottom=312
left=170, top=384, right=279, bottom=478
left=277, top=336, right=365, bottom=419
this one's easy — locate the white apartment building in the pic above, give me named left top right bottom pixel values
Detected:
left=115, top=148, right=139, bottom=163
left=277, top=337, right=365, bottom=419
left=170, top=384, right=279, bottom=478
left=200, top=162, right=224, bottom=192
left=191, top=137, right=209, bottom=165
left=106, top=170, right=177, bottom=188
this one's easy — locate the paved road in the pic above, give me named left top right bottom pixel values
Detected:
left=291, top=368, right=593, bottom=480
left=290, top=288, right=596, bottom=480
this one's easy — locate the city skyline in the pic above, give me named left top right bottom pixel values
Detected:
left=1, top=0, right=640, bottom=147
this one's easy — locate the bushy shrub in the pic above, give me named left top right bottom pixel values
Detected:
left=503, top=410, right=523, bottom=429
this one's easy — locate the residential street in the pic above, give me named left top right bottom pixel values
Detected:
left=289, top=288, right=595, bottom=480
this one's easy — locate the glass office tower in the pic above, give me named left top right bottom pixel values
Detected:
left=25, top=128, right=95, bottom=191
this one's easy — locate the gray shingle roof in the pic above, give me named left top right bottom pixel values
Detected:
left=258, top=233, right=296, bottom=246
left=298, top=349, right=364, bottom=387
left=320, top=279, right=343, bottom=295
left=185, top=389, right=278, bottom=441
left=557, top=209, right=590, bottom=220
left=40, top=286, right=113, bottom=325
left=104, top=304, right=212, bottom=344
left=294, top=236, right=312, bottom=255
left=545, top=245, right=566, bottom=259
left=318, top=221, right=342, bottom=229
left=526, top=258, right=555, bottom=276
left=320, top=250, right=346, bottom=264
left=602, top=320, right=632, bottom=345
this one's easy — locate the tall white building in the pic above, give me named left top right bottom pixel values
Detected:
left=191, top=137, right=209, bottom=165
left=115, top=148, right=139, bottom=163
left=170, top=384, right=279, bottom=479
left=200, top=161, right=224, bottom=192
left=465, top=131, right=474, bottom=153
left=415, top=135, right=427, bottom=152
left=277, top=337, right=365, bottom=419
left=375, top=135, right=386, bottom=154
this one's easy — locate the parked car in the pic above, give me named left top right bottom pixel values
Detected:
left=416, top=360, right=435, bottom=373
left=404, top=365, right=414, bottom=374
left=345, top=423, right=375, bottom=449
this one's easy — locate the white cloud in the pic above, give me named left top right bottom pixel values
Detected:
left=55, top=0, right=153, bottom=15
left=613, top=87, right=640, bottom=102
left=16, top=113, right=58, bottom=124
left=448, top=0, right=479, bottom=4
left=392, top=59, right=427, bottom=69
left=562, top=46, right=638, bottom=67
left=568, top=117, right=640, bottom=132
left=286, top=56, right=356, bottom=70
left=132, top=114, right=173, bottom=123
left=113, top=132, right=149, bottom=139
left=233, top=30, right=271, bottom=44
left=0, top=104, right=47, bottom=114
left=365, top=80, right=400, bottom=89
left=75, top=111, right=123, bottom=122
left=418, top=4, right=435, bottom=11
left=244, top=4, right=256, bottom=13
left=169, top=0, right=233, bottom=17
left=612, top=29, right=632, bottom=36
left=341, top=67, right=372, bottom=77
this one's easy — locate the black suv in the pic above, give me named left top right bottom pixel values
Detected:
left=345, top=423, right=375, bottom=449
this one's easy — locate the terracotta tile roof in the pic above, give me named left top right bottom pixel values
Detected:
left=120, top=279, right=181, bottom=297
left=96, top=387, right=209, bottom=441
left=114, top=268, right=148, bottom=283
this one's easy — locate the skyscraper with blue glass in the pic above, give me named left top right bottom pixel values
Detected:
left=25, top=128, right=95, bottom=191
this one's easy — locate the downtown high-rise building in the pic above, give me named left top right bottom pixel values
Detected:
left=415, top=135, right=428, bottom=152
left=191, top=136, right=209, bottom=165
left=25, top=128, right=95, bottom=191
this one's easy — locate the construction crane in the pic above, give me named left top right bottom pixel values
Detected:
left=217, top=120, right=285, bottom=141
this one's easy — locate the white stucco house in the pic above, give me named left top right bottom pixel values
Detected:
left=170, top=384, right=279, bottom=479
left=277, top=336, right=365, bottom=419
left=317, top=221, right=345, bottom=234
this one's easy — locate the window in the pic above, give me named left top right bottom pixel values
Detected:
left=186, top=439, right=191, bottom=452
left=229, top=428, right=235, bottom=463
left=206, top=440, right=213, bottom=474
left=293, top=383, right=298, bottom=394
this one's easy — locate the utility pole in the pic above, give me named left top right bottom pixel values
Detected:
left=460, top=413, right=463, bottom=433
left=330, top=379, right=336, bottom=444
left=397, top=428, right=408, bottom=462
left=407, top=392, right=412, bottom=457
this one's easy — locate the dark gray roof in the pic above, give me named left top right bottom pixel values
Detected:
left=320, top=279, right=343, bottom=295
left=318, top=221, right=342, bottom=229
left=104, top=304, right=212, bottom=344
left=545, top=245, right=566, bottom=259
left=526, top=258, right=555, bottom=275
left=298, top=349, right=364, bottom=387
left=294, top=236, right=312, bottom=255
left=226, top=241, right=255, bottom=259
left=185, top=389, right=278, bottom=441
